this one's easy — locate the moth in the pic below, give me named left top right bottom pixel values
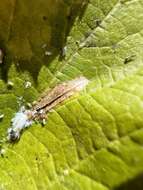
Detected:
left=7, top=76, right=89, bottom=142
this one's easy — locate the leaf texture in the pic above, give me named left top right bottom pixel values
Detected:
left=0, top=0, right=143, bottom=189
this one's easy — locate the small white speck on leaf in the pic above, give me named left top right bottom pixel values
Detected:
left=41, top=43, right=47, bottom=49
left=25, top=81, right=32, bottom=89
left=7, top=81, right=14, bottom=88
left=61, top=46, right=67, bottom=57
left=17, top=96, right=24, bottom=106
left=45, top=51, right=52, bottom=56
left=0, top=148, right=6, bottom=156
left=42, top=118, right=46, bottom=126
left=79, top=41, right=86, bottom=48
left=0, top=114, right=4, bottom=120
left=26, top=102, right=32, bottom=109
left=63, top=169, right=69, bottom=176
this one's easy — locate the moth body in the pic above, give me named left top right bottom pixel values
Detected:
left=7, top=77, right=89, bottom=142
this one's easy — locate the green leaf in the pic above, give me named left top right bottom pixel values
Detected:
left=0, top=0, right=143, bottom=189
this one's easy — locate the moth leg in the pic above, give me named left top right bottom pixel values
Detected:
left=33, top=110, right=47, bottom=126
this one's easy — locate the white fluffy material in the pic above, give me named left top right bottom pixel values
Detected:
left=7, top=107, right=33, bottom=141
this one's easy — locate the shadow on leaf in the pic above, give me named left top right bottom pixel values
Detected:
left=0, top=0, right=88, bottom=83
left=113, top=173, right=143, bottom=190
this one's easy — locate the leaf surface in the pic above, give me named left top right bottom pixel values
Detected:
left=0, top=0, right=143, bottom=189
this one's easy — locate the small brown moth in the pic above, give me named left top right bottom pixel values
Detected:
left=7, top=76, right=89, bottom=141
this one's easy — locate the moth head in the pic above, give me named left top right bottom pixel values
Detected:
left=7, top=108, right=32, bottom=142
left=7, top=128, right=20, bottom=142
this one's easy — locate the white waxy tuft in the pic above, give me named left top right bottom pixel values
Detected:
left=7, top=107, right=33, bottom=141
